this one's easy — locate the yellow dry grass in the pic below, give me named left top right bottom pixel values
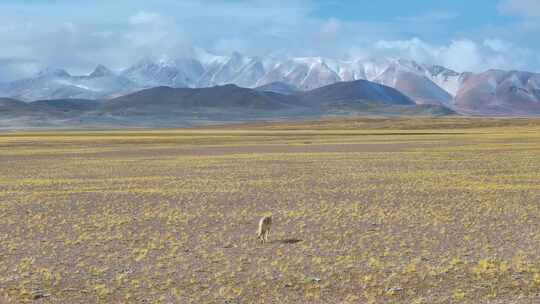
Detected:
left=1, top=118, right=540, bottom=303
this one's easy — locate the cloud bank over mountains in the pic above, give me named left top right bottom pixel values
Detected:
left=0, top=0, right=539, bottom=82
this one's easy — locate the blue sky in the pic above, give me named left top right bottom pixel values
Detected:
left=316, top=0, right=511, bottom=23
left=0, top=0, right=539, bottom=81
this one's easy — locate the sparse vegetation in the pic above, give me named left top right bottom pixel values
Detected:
left=1, top=118, right=540, bottom=303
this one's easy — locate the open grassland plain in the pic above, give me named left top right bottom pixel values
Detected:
left=1, top=118, right=540, bottom=303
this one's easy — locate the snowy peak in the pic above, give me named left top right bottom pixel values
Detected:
left=455, top=70, right=540, bottom=115
left=256, top=56, right=457, bottom=104
left=231, top=58, right=266, bottom=88
left=428, top=65, right=459, bottom=78
left=196, top=52, right=264, bottom=87
left=256, top=57, right=340, bottom=90
left=300, top=60, right=340, bottom=90
left=3, top=49, right=540, bottom=116
left=37, top=68, right=70, bottom=78
left=89, top=65, right=114, bottom=78
left=122, top=57, right=190, bottom=88
left=0, top=65, right=139, bottom=101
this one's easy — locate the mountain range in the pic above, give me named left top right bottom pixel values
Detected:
left=1, top=50, right=540, bottom=127
left=0, top=80, right=452, bottom=128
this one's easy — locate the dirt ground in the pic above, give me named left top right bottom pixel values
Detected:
left=1, top=118, right=540, bottom=303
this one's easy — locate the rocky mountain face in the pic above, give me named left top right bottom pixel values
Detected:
left=455, top=70, right=540, bottom=116
left=0, top=51, right=539, bottom=116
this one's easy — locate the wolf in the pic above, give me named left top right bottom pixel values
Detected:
left=256, top=216, right=272, bottom=244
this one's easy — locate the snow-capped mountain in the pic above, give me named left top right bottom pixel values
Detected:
left=0, top=52, right=464, bottom=104
left=122, top=56, right=204, bottom=88
left=198, top=52, right=247, bottom=87
left=196, top=52, right=269, bottom=88
left=0, top=66, right=139, bottom=101
left=89, top=64, right=114, bottom=78
left=257, top=57, right=341, bottom=91
left=455, top=70, right=540, bottom=115
left=371, top=60, right=453, bottom=107
left=426, top=65, right=463, bottom=96
left=2, top=50, right=540, bottom=116
left=255, top=57, right=464, bottom=106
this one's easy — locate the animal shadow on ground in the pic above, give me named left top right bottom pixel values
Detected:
left=272, top=238, right=303, bottom=244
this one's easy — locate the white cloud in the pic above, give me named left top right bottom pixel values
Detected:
left=440, top=40, right=482, bottom=72
left=375, top=38, right=439, bottom=62
left=0, top=59, right=43, bottom=82
left=483, top=39, right=512, bottom=52
left=0, top=0, right=538, bottom=78
left=372, top=37, right=538, bottom=72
